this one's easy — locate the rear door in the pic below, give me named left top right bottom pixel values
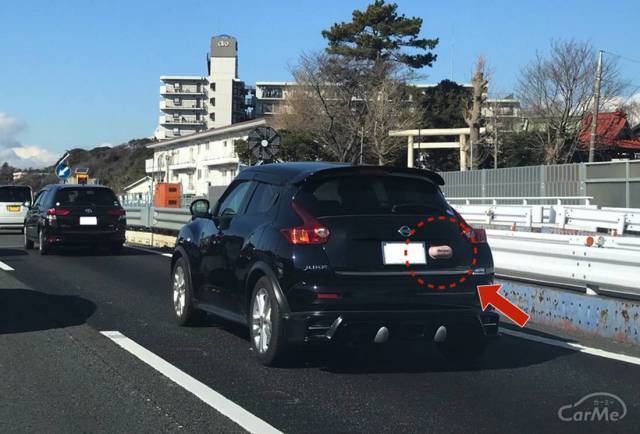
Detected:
left=52, top=187, right=122, bottom=231
left=0, top=185, right=32, bottom=221
left=294, top=173, right=473, bottom=278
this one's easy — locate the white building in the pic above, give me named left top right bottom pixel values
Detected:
left=146, top=118, right=267, bottom=197
left=121, top=176, right=152, bottom=204
left=155, top=35, right=249, bottom=140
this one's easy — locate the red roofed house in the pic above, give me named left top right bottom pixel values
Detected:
left=578, top=110, right=640, bottom=159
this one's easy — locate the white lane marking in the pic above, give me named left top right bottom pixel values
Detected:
left=0, top=260, right=15, bottom=271
left=100, top=331, right=282, bottom=434
left=501, top=328, right=640, bottom=366
left=126, top=245, right=172, bottom=257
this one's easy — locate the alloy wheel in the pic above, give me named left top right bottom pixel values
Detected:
left=173, top=265, right=187, bottom=317
left=251, top=288, right=272, bottom=354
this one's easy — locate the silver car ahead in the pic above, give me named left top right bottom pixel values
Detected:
left=0, top=185, right=32, bottom=232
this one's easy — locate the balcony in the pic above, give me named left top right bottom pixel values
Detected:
left=200, top=156, right=239, bottom=167
left=160, top=85, right=205, bottom=96
left=160, top=100, right=206, bottom=111
left=145, top=159, right=167, bottom=173
left=159, top=116, right=206, bottom=126
left=169, top=158, right=197, bottom=171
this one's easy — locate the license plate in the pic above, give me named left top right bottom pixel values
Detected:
left=382, top=242, right=427, bottom=265
left=6, top=205, right=20, bottom=212
left=79, top=216, right=97, bottom=225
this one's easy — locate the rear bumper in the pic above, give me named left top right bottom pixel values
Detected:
left=46, top=229, right=125, bottom=245
left=283, top=308, right=500, bottom=344
left=0, top=216, right=25, bottom=229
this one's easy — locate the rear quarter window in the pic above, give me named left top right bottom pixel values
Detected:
left=296, top=175, right=448, bottom=217
left=0, top=186, right=31, bottom=203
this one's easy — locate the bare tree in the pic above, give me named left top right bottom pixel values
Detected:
left=278, top=53, right=366, bottom=163
left=278, top=52, right=421, bottom=164
left=464, top=56, right=489, bottom=169
left=517, top=40, right=625, bottom=164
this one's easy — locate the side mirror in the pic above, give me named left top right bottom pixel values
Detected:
left=190, top=199, right=210, bottom=219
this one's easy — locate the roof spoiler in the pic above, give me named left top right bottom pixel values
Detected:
left=292, top=165, right=445, bottom=186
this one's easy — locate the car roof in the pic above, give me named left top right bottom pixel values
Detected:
left=43, top=183, right=113, bottom=190
left=236, top=162, right=350, bottom=184
left=235, top=162, right=445, bottom=186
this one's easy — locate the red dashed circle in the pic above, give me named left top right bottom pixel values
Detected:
left=404, top=215, right=479, bottom=291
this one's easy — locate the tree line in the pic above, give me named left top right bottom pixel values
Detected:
left=238, top=1, right=631, bottom=171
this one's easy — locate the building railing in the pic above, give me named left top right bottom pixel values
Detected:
left=446, top=196, right=593, bottom=205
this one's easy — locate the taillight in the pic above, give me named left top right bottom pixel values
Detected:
left=451, top=208, right=487, bottom=243
left=106, top=208, right=126, bottom=217
left=47, top=208, right=70, bottom=216
left=280, top=202, right=331, bottom=245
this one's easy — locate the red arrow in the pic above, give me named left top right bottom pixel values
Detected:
left=477, top=284, right=530, bottom=327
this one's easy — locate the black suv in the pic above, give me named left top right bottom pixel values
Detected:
left=24, top=184, right=126, bottom=254
left=171, top=163, right=498, bottom=365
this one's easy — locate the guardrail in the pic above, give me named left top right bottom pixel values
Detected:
left=487, top=229, right=640, bottom=299
left=453, top=203, right=640, bottom=235
left=124, top=206, right=189, bottom=230
left=123, top=205, right=640, bottom=299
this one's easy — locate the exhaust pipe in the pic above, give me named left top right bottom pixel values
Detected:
left=433, top=325, right=447, bottom=343
left=373, top=326, right=389, bottom=343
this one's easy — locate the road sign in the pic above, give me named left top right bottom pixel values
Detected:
left=55, top=163, right=71, bottom=179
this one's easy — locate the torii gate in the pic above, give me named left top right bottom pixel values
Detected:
left=389, top=127, right=486, bottom=171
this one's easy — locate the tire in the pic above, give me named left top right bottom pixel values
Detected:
left=38, top=227, right=49, bottom=255
left=110, top=242, right=124, bottom=255
left=24, top=228, right=34, bottom=249
left=436, top=332, right=489, bottom=366
left=249, top=276, right=289, bottom=366
left=171, top=257, right=198, bottom=325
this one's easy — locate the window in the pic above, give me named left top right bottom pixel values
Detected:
left=245, top=183, right=281, bottom=215
left=223, top=140, right=227, bottom=147
left=173, top=128, right=179, bottom=136
left=205, top=142, right=210, bottom=151
left=174, top=97, right=181, bottom=106
left=210, top=97, right=215, bottom=106
left=197, top=169, right=202, bottom=179
left=216, top=181, right=252, bottom=217
left=173, top=113, right=179, bottom=120
left=296, top=175, right=448, bottom=217
left=210, top=82, right=216, bottom=91
left=0, top=186, right=31, bottom=203
left=209, top=112, right=215, bottom=121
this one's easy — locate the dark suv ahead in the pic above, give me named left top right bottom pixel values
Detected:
left=171, top=163, right=498, bottom=365
left=24, top=184, right=126, bottom=254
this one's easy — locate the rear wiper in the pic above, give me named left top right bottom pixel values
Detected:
left=391, top=203, right=442, bottom=214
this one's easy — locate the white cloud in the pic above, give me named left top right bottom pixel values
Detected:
left=0, top=113, right=27, bottom=147
left=0, top=112, right=58, bottom=169
left=0, top=146, right=57, bottom=169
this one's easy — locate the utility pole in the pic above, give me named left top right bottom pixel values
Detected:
left=588, top=50, right=603, bottom=163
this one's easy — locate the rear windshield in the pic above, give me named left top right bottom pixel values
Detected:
left=296, top=175, right=449, bottom=216
left=0, top=186, right=31, bottom=203
left=54, top=188, right=119, bottom=207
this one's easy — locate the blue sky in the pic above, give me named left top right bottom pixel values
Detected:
left=1, top=0, right=639, bottom=167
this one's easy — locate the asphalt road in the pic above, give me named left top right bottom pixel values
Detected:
left=1, top=232, right=638, bottom=433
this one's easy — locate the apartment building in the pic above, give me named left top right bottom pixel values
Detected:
left=155, top=35, right=249, bottom=140
left=146, top=118, right=267, bottom=196
left=254, top=82, right=296, bottom=117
